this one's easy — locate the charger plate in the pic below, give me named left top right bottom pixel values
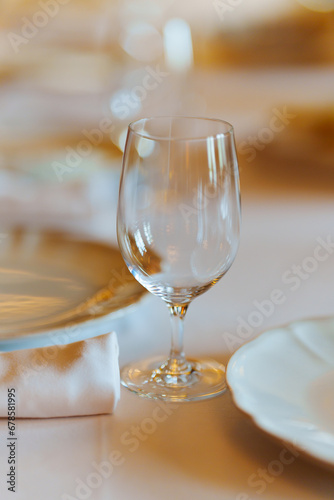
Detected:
left=0, top=228, right=145, bottom=350
left=226, top=317, right=334, bottom=469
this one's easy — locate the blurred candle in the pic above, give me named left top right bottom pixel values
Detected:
left=163, top=18, right=194, bottom=73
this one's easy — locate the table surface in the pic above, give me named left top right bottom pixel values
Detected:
left=1, top=183, right=334, bottom=500
left=0, top=65, right=334, bottom=499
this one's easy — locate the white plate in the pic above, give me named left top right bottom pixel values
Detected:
left=226, top=317, right=334, bottom=469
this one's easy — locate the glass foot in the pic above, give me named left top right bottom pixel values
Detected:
left=120, top=356, right=226, bottom=402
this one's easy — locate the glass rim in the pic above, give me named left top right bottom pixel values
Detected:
left=128, top=116, right=234, bottom=142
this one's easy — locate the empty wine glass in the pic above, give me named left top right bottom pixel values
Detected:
left=117, top=116, right=241, bottom=401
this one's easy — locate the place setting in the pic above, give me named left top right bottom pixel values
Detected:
left=1, top=2, right=334, bottom=498
left=0, top=115, right=241, bottom=410
left=1, top=114, right=334, bottom=478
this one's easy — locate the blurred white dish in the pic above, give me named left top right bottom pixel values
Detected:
left=227, top=317, right=334, bottom=469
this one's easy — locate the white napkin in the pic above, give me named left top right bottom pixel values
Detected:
left=0, top=332, right=120, bottom=418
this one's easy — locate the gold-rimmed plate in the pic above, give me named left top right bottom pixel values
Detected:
left=0, top=228, right=146, bottom=349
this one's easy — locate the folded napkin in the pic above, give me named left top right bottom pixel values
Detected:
left=0, top=332, right=120, bottom=418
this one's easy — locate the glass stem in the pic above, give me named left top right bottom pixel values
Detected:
left=166, top=304, right=192, bottom=375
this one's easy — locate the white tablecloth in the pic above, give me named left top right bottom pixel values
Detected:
left=1, top=186, right=334, bottom=500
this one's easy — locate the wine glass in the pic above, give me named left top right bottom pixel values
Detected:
left=117, top=116, right=241, bottom=401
